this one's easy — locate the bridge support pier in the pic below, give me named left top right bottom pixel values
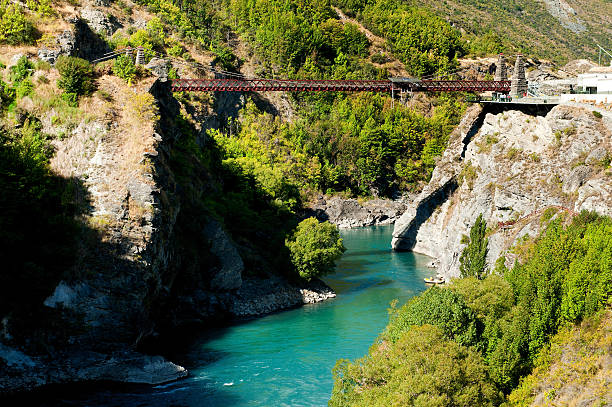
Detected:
left=494, top=54, right=507, bottom=81
left=135, top=47, right=145, bottom=65
left=511, top=54, right=528, bottom=98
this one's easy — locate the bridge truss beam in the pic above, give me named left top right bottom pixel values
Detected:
left=169, top=78, right=511, bottom=94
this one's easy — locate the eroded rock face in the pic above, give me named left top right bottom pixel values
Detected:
left=204, top=219, right=244, bottom=291
left=38, top=17, right=112, bottom=64
left=393, top=104, right=612, bottom=277
left=145, top=58, right=170, bottom=80
left=306, top=195, right=409, bottom=228
left=0, top=347, right=187, bottom=394
left=81, top=7, right=121, bottom=36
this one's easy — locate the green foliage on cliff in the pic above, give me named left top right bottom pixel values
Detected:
left=55, top=56, right=95, bottom=106
left=286, top=217, right=345, bottom=280
left=113, top=54, right=138, bottom=83
left=211, top=93, right=464, bottom=198
left=459, top=213, right=489, bottom=279
left=506, top=309, right=612, bottom=406
left=330, top=212, right=612, bottom=405
left=229, top=0, right=462, bottom=77
left=0, top=0, right=36, bottom=45
left=331, top=324, right=502, bottom=407
left=334, top=0, right=464, bottom=75
left=385, top=287, right=479, bottom=346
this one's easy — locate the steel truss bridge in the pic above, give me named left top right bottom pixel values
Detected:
left=94, top=47, right=512, bottom=95
left=169, top=78, right=512, bottom=94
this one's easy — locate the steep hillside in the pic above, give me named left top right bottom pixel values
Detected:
left=334, top=0, right=612, bottom=65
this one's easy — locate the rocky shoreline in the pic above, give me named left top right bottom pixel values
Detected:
left=305, top=195, right=410, bottom=228
left=227, top=276, right=336, bottom=317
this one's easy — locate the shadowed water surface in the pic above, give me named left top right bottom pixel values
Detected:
left=26, top=225, right=432, bottom=406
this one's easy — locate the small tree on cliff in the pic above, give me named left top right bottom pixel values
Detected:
left=55, top=56, right=95, bottom=106
left=286, top=218, right=346, bottom=281
left=459, top=213, right=489, bottom=279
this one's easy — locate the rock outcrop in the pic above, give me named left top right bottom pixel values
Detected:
left=38, top=17, right=112, bottom=64
left=306, top=195, right=409, bottom=228
left=393, top=104, right=612, bottom=277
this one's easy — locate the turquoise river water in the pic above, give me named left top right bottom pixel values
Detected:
left=33, top=225, right=433, bottom=406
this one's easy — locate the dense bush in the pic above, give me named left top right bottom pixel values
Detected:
left=361, top=4, right=464, bottom=76
left=0, top=1, right=36, bottom=45
left=459, top=213, right=489, bottom=279
left=228, top=0, right=462, bottom=76
left=331, top=325, right=502, bottom=407
left=385, top=286, right=479, bottom=346
left=285, top=217, right=345, bottom=280
left=55, top=56, right=95, bottom=105
left=9, top=56, right=34, bottom=83
left=211, top=93, right=464, bottom=198
left=112, top=54, right=138, bottom=83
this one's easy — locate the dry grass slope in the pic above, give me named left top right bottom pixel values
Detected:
left=406, top=0, right=612, bottom=64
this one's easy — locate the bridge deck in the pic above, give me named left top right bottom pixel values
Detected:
left=170, top=78, right=511, bottom=93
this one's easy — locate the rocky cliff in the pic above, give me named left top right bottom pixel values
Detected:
left=0, top=75, right=333, bottom=394
left=393, top=103, right=612, bottom=277
left=305, top=195, right=409, bottom=228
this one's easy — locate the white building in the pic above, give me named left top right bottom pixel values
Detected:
left=577, top=65, right=612, bottom=94
left=560, top=64, right=612, bottom=105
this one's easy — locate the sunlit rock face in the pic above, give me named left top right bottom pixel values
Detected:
left=393, top=104, right=612, bottom=277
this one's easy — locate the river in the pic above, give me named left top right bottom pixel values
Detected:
left=33, top=225, right=432, bottom=406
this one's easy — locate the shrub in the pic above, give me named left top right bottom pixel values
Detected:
left=55, top=56, right=95, bottom=103
left=285, top=217, right=345, bottom=280
left=0, top=80, right=15, bottom=109
left=9, top=56, right=34, bottom=83
left=126, top=92, right=159, bottom=124
left=0, top=1, right=36, bottom=45
left=459, top=213, right=489, bottom=279
left=592, top=110, right=602, bottom=119
left=112, top=54, right=137, bottom=83
left=370, top=53, right=388, bottom=64
left=15, top=78, right=33, bottom=99
left=26, top=0, right=54, bottom=17
left=385, top=286, right=480, bottom=347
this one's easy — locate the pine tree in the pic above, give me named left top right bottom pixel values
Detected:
left=459, top=213, right=489, bottom=279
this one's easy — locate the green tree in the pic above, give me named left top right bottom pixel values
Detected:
left=9, top=55, right=33, bottom=83
left=385, top=286, right=479, bottom=347
left=113, top=54, right=137, bottom=83
left=285, top=217, right=345, bottom=280
left=55, top=56, right=95, bottom=105
left=0, top=1, right=36, bottom=45
left=459, top=213, right=489, bottom=279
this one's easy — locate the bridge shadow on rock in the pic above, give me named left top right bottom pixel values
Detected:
left=482, top=101, right=556, bottom=117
